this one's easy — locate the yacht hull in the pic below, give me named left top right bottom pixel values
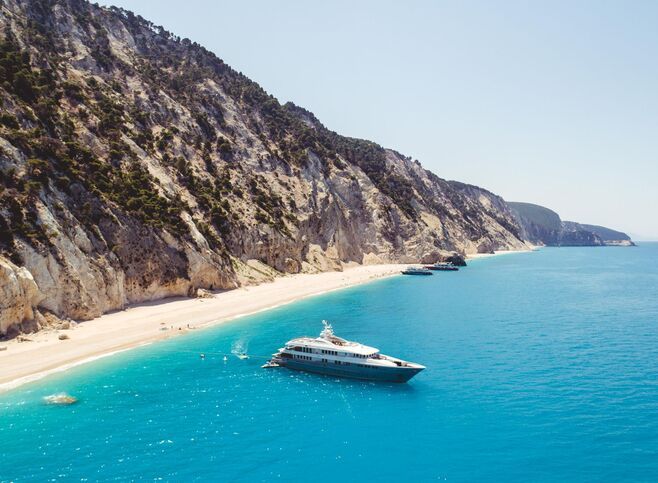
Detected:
left=277, top=359, right=423, bottom=383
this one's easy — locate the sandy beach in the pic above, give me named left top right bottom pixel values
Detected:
left=0, top=264, right=406, bottom=392
left=0, top=248, right=539, bottom=393
left=467, top=246, right=538, bottom=260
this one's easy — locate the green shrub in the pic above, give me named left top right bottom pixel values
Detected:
left=0, top=113, right=19, bottom=129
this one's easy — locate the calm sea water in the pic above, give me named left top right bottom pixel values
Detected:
left=1, top=244, right=658, bottom=481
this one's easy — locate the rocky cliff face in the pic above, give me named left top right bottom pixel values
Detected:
left=0, top=256, right=42, bottom=335
left=0, top=0, right=529, bottom=335
left=575, top=223, right=634, bottom=246
left=508, top=202, right=634, bottom=247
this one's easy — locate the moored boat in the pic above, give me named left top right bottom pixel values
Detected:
left=423, top=262, right=459, bottom=271
left=264, top=322, right=425, bottom=383
left=401, top=267, right=433, bottom=275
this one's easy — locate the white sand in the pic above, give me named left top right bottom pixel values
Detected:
left=0, top=248, right=540, bottom=392
left=467, top=246, right=539, bottom=260
left=0, top=264, right=406, bottom=392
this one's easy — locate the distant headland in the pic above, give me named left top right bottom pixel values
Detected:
left=508, top=202, right=634, bottom=247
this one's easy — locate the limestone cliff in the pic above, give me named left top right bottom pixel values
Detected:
left=508, top=202, right=634, bottom=247
left=0, top=0, right=529, bottom=335
left=0, top=256, right=42, bottom=335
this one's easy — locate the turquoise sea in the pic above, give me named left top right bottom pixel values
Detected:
left=1, top=244, right=658, bottom=481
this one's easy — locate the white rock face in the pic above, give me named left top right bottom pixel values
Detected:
left=0, top=257, right=43, bottom=335
left=0, top=0, right=531, bottom=336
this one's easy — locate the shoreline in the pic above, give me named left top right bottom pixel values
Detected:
left=466, top=246, right=539, bottom=260
left=0, top=264, right=406, bottom=393
left=0, top=248, right=537, bottom=393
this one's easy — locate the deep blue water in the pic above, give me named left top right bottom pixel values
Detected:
left=2, top=245, right=658, bottom=481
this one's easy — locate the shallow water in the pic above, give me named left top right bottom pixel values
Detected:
left=1, top=245, right=658, bottom=481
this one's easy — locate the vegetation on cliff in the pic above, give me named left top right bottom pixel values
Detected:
left=0, top=0, right=529, bottom=334
left=508, top=202, right=633, bottom=247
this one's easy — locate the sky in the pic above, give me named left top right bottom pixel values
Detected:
left=98, top=0, right=658, bottom=240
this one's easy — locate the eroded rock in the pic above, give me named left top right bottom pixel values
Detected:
left=0, top=257, right=43, bottom=336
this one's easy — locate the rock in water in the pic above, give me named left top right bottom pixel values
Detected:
left=43, top=393, right=78, bottom=405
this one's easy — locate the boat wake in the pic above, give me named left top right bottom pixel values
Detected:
left=231, top=340, right=249, bottom=359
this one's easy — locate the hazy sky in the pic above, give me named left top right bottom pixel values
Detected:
left=98, top=0, right=658, bottom=239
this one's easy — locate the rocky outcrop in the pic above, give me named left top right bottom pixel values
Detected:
left=509, top=202, right=634, bottom=247
left=0, top=0, right=531, bottom=335
left=441, top=253, right=468, bottom=267
left=0, top=256, right=42, bottom=335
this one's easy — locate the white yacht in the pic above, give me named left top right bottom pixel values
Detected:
left=263, top=321, right=425, bottom=383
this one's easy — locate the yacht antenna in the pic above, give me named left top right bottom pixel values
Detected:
left=320, top=320, right=334, bottom=338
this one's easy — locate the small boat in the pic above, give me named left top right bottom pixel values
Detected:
left=261, top=361, right=279, bottom=368
left=237, top=353, right=249, bottom=360
left=43, top=393, right=78, bottom=405
left=401, top=267, right=433, bottom=275
left=424, top=262, right=459, bottom=271
left=264, top=321, right=425, bottom=383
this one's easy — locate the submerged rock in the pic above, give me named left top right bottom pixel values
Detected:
left=43, top=393, right=78, bottom=405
